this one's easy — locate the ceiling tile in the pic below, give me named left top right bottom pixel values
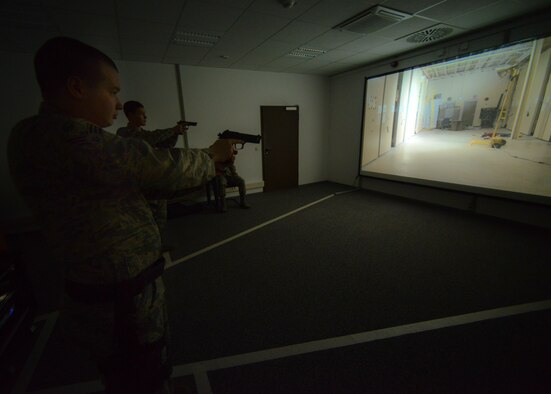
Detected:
left=312, top=61, right=355, bottom=75
left=206, top=49, right=253, bottom=64
left=231, top=40, right=298, bottom=66
left=298, top=0, right=380, bottom=27
left=3, top=0, right=543, bottom=76
left=122, top=53, right=164, bottom=63
left=374, top=17, right=437, bottom=40
left=255, top=65, right=290, bottom=72
left=164, top=45, right=211, bottom=64
left=316, top=48, right=364, bottom=61
left=447, top=1, right=532, bottom=30
left=0, top=26, right=58, bottom=53
left=264, top=55, right=309, bottom=68
left=70, top=34, right=120, bottom=56
left=304, top=29, right=363, bottom=50
left=248, top=0, right=320, bottom=18
left=229, top=11, right=292, bottom=39
left=337, top=49, right=387, bottom=65
left=270, top=21, right=328, bottom=44
left=336, top=34, right=393, bottom=53
left=116, top=0, right=184, bottom=25
left=367, top=39, right=424, bottom=56
left=121, top=41, right=167, bottom=57
left=418, top=0, right=501, bottom=22
left=215, top=33, right=265, bottom=52
left=192, top=0, right=254, bottom=8
left=49, top=10, right=118, bottom=38
left=230, top=58, right=265, bottom=67
left=204, top=50, right=253, bottom=67
left=178, top=1, right=245, bottom=32
left=285, top=59, right=326, bottom=71
left=380, top=0, right=446, bottom=15
left=284, top=65, right=312, bottom=73
left=43, top=0, right=116, bottom=16
left=119, top=19, right=174, bottom=43
left=240, top=39, right=298, bottom=60
left=91, top=46, right=122, bottom=60
left=199, top=52, right=237, bottom=67
left=0, top=3, right=57, bottom=31
left=289, top=54, right=337, bottom=68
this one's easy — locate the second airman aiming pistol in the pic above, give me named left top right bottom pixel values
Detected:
left=178, top=120, right=198, bottom=126
left=218, top=129, right=262, bottom=149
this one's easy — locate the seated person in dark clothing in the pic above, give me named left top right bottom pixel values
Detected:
left=216, top=156, right=250, bottom=212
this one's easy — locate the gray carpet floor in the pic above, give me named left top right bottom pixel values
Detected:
left=21, top=181, right=551, bottom=392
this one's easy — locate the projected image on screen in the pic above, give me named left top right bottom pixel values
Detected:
left=360, top=37, right=551, bottom=201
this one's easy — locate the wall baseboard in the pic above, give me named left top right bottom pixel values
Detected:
left=172, top=181, right=264, bottom=203
left=360, top=176, right=551, bottom=229
left=225, top=181, right=265, bottom=196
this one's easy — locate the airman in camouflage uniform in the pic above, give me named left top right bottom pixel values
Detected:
left=216, top=158, right=250, bottom=212
left=116, top=101, right=183, bottom=234
left=7, top=37, right=235, bottom=393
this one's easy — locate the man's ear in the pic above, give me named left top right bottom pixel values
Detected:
left=66, top=76, right=87, bottom=99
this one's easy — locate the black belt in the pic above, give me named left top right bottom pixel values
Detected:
left=64, top=257, right=165, bottom=304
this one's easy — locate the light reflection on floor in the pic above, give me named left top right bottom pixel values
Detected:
left=362, top=128, right=551, bottom=198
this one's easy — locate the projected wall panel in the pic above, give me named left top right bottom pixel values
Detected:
left=359, top=38, right=551, bottom=203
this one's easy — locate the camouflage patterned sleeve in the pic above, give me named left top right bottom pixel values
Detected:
left=116, top=126, right=177, bottom=148
left=65, top=119, right=214, bottom=197
left=136, top=127, right=178, bottom=148
left=150, top=128, right=179, bottom=149
left=115, top=127, right=127, bottom=137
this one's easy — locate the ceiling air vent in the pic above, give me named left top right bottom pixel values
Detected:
left=334, top=6, right=411, bottom=35
left=405, top=25, right=454, bottom=43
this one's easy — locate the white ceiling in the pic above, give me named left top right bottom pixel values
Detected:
left=0, top=0, right=549, bottom=76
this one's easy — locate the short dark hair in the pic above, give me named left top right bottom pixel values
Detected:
left=123, top=101, right=144, bottom=116
left=34, top=36, right=118, bottom=99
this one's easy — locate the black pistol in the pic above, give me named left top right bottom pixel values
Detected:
left=178, top=120, right=198, bottom=127
left=218, top=129, right=262, bottom=149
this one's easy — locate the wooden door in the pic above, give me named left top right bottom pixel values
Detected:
left=260, top=106, right=299, bottom=192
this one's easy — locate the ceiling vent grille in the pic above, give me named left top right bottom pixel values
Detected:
left=173, top=31, right=220, bottom=47
left=405, top=25, right=454, bottom=43
left=334, top=6, right=411, bottom=34
left=287, top=47, right=327, bottom=58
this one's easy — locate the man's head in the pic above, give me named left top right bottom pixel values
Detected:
left=123, top=101, right=147, bottom=127
left=34, top=36, right=122, bottom=128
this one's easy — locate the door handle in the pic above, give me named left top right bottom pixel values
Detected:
left=264, top=147, right=271, bottom=155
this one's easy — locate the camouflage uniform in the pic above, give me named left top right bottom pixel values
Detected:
left=217, top=160, right=247, bottom=211
left=8, top=103, right=214, bottom=392
left=116, top=126, right=179, bottom=230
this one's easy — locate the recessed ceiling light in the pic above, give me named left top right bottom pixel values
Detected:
left=173, top=31, right=220, bottom=47
left=175, top=31, right=220, bottom=41
left=173, top=38, right=217, bottom=47
left=287, top=47, right=327, bottom=58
